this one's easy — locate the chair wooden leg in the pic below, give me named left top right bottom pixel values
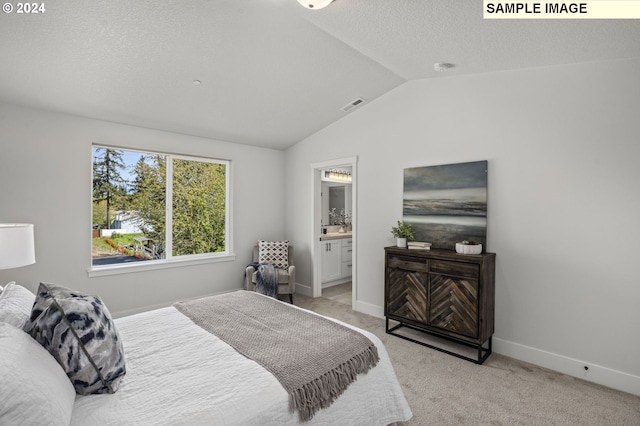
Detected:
left=289, top=294, right=293, bottom=304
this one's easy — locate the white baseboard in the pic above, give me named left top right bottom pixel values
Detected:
left=321, top=278, right=351, bottom=289
left=493, top=337, right=640, bottom=397
left=112, top=301, right=172, bottom=318
left=354, top=300, right=384, bottom=319
left=295, top=283, right=312, bottom=297
left=111, top=288, right=236, bottom=318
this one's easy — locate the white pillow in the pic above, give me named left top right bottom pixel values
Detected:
left=0, top=282, right=35, bottom=328
left=0, top=322, right=76, bottom=426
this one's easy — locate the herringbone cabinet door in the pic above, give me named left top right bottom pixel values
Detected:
left=429, top=275, right=478, bottom=338
left=387, top=258, right=427, bottom=322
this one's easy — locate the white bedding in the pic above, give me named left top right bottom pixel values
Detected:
left=71, top=301, right=412, bottom=425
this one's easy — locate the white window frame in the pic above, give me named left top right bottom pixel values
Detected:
left=88, top=145, right=234, bottom=277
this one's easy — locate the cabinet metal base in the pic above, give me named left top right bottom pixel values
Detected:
left=386, top=318, right=492, bottom=365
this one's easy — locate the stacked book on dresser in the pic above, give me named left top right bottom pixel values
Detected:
left=407, top=241, right=432, bottom=250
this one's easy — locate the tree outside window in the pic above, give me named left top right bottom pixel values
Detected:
left=91, top=146, right=229, bottom=267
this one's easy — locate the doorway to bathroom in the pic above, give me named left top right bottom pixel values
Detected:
left=310, top=156, right=357, bottom=307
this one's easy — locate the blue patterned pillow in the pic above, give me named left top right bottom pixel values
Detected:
left=24, top=283, right=126, bottom=395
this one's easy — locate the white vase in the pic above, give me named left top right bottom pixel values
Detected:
left=397, top=237, right=407, bottom=248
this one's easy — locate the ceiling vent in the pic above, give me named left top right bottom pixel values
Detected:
left=341, top=98, right=366, bottom=112
left=434, top=62, right=455, bottom=72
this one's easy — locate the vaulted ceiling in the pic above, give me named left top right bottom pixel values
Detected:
left=1, top=1, right=639, bottom=150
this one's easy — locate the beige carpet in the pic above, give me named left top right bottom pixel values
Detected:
left=293, top=292, right=640, bottom=426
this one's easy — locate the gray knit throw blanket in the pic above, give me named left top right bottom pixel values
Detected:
left=173, top=291, right=379, bottom=422
left=256, top=263, right=278, bottom=299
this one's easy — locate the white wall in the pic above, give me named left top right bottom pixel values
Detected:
left=284, top=58, right=640, bottom=395
left=0, top=103, right=286, bottom=317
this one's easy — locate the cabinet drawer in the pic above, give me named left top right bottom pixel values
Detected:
left=430, top=259, right=479, bottom=279
left=341, top=261, right=352, bottom=277
left=341, top=245, right=352, bottom=261
left=388, top=255, right=427, bottom=273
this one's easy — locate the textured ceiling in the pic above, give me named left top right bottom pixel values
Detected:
left=1, top=1, right=639, bottom=150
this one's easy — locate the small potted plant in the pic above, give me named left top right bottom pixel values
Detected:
left=390, top=221, right=414, bottom=248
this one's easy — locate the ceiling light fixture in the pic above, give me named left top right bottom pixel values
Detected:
left=297, top=0, right=334, bottom=10
left=324, top=169, right=352, bottom=182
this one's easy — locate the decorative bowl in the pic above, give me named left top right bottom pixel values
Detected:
left=455, top=242, right=482, bottom=254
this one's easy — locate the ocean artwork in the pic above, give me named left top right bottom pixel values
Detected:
left=403, top=160, right=488, bottom=250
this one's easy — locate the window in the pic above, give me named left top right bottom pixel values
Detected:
left=91, top=145, right=231, bottom=271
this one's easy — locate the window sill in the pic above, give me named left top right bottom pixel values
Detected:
left=88, top=253, right=236, bottom=277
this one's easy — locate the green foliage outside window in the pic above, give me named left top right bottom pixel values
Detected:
left=92, top=146, right=229, bottom=265
left=172, top=159, right=226, bottom=256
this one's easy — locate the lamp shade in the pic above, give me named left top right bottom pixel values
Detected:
left=0, top=223, right=36, bottom=270
left=297, top=0, right=334, bottom=9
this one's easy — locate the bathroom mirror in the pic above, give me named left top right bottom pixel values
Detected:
left=329, top=186, right=345, bottom=214
left=321, top=181, right=352, bottom=226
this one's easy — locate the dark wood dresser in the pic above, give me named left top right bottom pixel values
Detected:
left=384, top=246, right=496, bottom=364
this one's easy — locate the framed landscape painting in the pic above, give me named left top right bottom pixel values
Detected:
left=403, top=160, right=488, bottom=250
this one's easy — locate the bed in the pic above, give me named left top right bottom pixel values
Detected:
left=0, top=282, right=412, bottom=425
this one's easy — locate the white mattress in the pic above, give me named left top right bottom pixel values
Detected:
left=71, top=302, right=412, bottom=425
